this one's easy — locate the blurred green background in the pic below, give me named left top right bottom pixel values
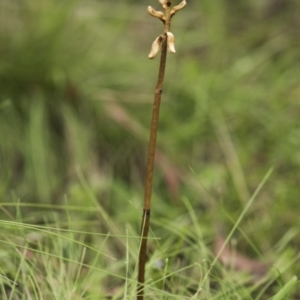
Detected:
left=0, top=0, right=300, bottom=297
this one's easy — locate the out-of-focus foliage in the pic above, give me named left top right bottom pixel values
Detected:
left=1, top=0, right=300, bottom=226
left=0, top=0, right=300, bottom=297
left=0, top=0, right=299, bottom=218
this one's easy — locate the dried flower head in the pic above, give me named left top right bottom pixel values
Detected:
left=147, top=0, right=186, bottom=59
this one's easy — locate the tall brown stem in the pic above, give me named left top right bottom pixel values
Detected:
left=137, top=34, right=168, bottom=300
left=137, top=1, right=186, bottom=298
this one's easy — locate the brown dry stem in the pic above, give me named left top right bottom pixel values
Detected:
left=137, top=0, right=185, bottom=299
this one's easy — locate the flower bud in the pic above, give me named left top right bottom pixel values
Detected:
left=166, top=32, right=176, bottom=53
left=158, top=0, right=167, bottom=9
left=171, top=0, right=187, bottom=16
left=147, top=6, right=165, bottom=21
left=148, top=36, right=163, bottom=59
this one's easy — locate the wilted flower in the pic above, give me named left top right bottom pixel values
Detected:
left=147, top=6, right=165, bottom=21
left=170, top=0, right=187, bottom=16
left=148, top=36, right=163, bottom=59
left=166, top=32, right=176, bottom=53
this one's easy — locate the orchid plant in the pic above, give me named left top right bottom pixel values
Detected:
left=137, top=1, right=186, bottom=299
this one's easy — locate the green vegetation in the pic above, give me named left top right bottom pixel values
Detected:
left=0, top=0, right=300, bottom=298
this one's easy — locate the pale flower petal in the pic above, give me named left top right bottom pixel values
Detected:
left=148, top=36, right=163, bottom=59
left=171, top=0, right=187, bottom=15
left=166, top=32, right=176, bottom=53
left=147, top=6, right=165, bottom=20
